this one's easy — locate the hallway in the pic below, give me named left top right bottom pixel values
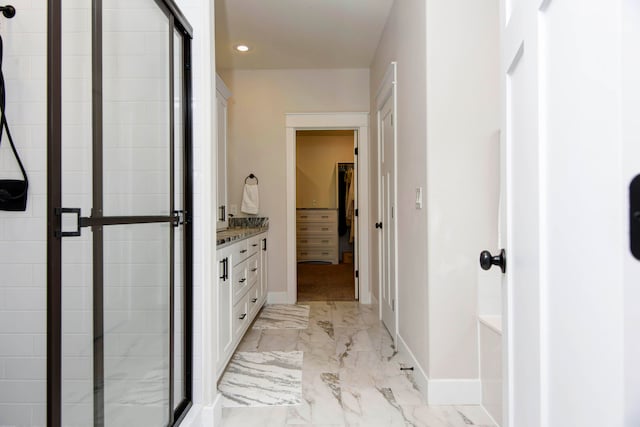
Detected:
left=220, top=302, right=495, bottom=426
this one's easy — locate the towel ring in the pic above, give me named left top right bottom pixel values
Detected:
left=245, top=173, right=259, bottom=184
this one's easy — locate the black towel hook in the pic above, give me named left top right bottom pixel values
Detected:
left=0, top=6, right=15, bottom=19
left=245, top=173, right=258, bottom=184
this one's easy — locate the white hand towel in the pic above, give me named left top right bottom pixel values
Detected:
left=241, top=183, right=259, bottom=215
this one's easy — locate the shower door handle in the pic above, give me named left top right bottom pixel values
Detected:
left=55, top=208, right=82, bottom=237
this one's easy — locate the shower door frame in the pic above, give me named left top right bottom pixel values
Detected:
left=46, top=1, right=194, bottom=426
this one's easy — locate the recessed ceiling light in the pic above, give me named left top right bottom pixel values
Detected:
left=235, top=44, right=250, bottom=52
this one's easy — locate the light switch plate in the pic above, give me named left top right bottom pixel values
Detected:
left=415, top=187, right=423, bottom=209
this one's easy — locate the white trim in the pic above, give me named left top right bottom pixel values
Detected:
left=212, top=393, right=223, bottom=426
left=178, top=404, right=203, bottom=427
left=427, top=379, right=482, bottom=406
left=286, top=112, right=368, bottom=128
left=396, top=333, right=430, bottom=402
left=285, top=112, right=371, bottom=305
left=267, top=291, right=291, bottom=304
left=215, top=74, right=231, bottom=100
left=375, top=62, right=399, bottom=344
left=478, top=315, right=503, bottom=335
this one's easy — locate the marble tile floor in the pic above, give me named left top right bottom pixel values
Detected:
left=219, top=351, right=303, bottom=407
left=252, top=304, right=311, bottom=330
left=221, top=301, right=496, bottom=427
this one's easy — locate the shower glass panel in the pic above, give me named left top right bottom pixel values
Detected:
left=61, top=1, right=94, bottom=426
left=102, top=1, right=170, bottom=217
left=103, top=223, right=171, bottom=426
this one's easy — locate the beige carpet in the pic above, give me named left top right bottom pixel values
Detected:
left=297, top=263, right=355, bottom=301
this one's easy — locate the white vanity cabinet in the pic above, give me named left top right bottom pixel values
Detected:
left=215, top=231, right=268, bottom=378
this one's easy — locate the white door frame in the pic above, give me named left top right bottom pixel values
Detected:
left=285, top=113, right=371, bottom=304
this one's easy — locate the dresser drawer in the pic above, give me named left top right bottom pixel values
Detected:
left=297, top=222, right=337, bottom=235
left=296, top=210, right=337, bottom=223
left=297, top=235, right=337, bottom=249
left=297, top=248, right=337, bottom=262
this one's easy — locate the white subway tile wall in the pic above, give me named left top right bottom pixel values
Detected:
left=0, top=0, right=47, bottom=426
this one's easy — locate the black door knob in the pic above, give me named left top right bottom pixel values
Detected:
left=479, top=249, right=506, bottom=274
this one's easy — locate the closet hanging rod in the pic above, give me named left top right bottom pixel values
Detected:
left=0, top=6, right=15, bottom=19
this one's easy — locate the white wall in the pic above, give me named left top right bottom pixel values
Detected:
left=369, top=0, right=430, bottom=373
left=296, top=131, right=354, bottom=209
left=425, top=0, right=499, bottom=381
left=220, top=68, right=369, bottom=294
left=369, top=0, right=500, bottom=397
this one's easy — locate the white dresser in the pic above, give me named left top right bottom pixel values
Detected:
left=296, top=209, right=339, bottom=264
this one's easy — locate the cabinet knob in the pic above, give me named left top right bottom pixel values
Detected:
left=251, top=268, right=258, bottom=272
left=239, top=313, right=247, bottom=320
left=251, top=298, right=258, bottom=303
left=240, top=249, right=247, bottom=254
left=238, top=278, right=246, bottom=283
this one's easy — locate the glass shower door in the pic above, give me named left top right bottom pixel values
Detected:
left=53, top=1, right=193, bottom=426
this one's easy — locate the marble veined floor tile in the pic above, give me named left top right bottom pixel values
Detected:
left=221, top=406, right=289, bottom=427
left=220, top=301, right=495, bottom=427
left=253, top=304, right=310, bottom=330
left=399, top=404, right=496, bottom=427
left=341, top=385, right=410, bottom=427
left=286, top=371, right=345, bottom=425
left=219, top=351, right=303, bottom=407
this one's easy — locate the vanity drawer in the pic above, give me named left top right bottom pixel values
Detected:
left=232, top=262, right=249, bottom=302
left=231, top=239, right=249, bottom=266
left=246, top=284, right=261, bottom=317
left=246, top=254, right=259, bottom=285
left=296, top=222, right=337, bottom=235
left=296, top=210, right=336, bottom=223
left=247, top=235, right=261, bottom=257
left=232, top=296, right=249, bottom=340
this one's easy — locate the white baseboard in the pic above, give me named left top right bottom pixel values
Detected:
left=369, top=291, right=378, bottom=306
left=396, top=333, right=482, bottom=406
left=396, top=334, right=430, bottom=402
left=427, top=378, right=482, bottom=405
left=267, top=291, right=290, bottom=304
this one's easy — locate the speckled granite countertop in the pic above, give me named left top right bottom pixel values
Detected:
left=217, top=217, right=269, bottom=248
left=216, top=227, right=269, bottom=249
left=216, top=226, right=268, bottom=248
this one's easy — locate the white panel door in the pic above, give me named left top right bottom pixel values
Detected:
left=501, top=1, right=542, bottom=426
left=379, top=92, right=397, bottom=342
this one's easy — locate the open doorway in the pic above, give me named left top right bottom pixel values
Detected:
left=295, top=130, right=357, bottom=301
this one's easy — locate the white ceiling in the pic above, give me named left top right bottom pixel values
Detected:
left=215, top=0, right=394, bottom=70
